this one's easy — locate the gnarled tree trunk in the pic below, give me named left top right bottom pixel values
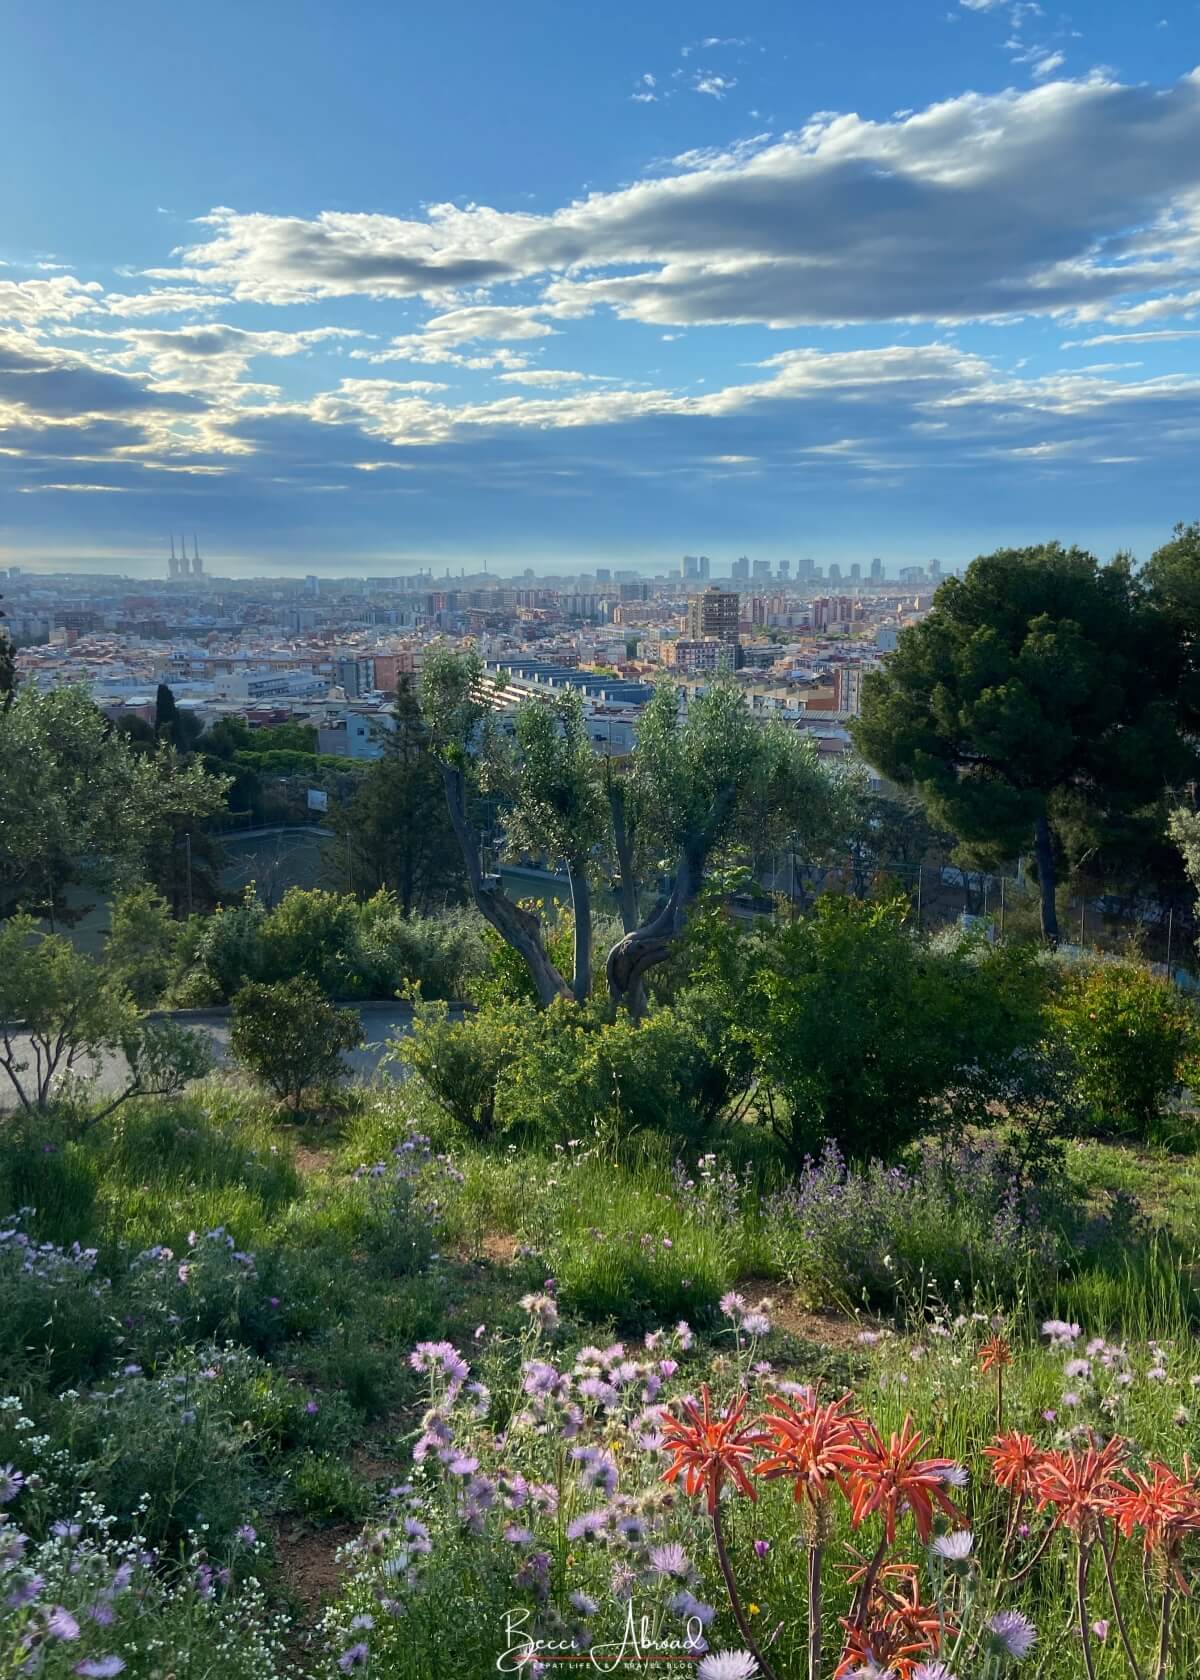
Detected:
left=439, top=763, right=571, bottom=1007
left=1033, top=810, right=1059, bottom=946
left=566, top=856, right=592, bottom=1004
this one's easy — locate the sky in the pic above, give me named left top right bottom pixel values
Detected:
left=2, top=0, right=1200, bottom=578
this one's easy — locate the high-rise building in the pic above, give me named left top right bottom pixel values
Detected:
left=686, top=586, right=740, bottom=649
left=796, top=557, right=815, bottom=583
left=828, top=562, right=842, bottom=586
left=870, top=557, right=884, bottom=584
left=681, top=555, right=711, bottom=581
left=777, top=559, right=791, bottom=581
left=335, top=655, right=375, bottom=697
left=731, top=555, right=750, bottom=583
left=849, top=562, right=862, bottom=583
left=595, top=567, right=611, bottom=583
left=929, top=558, right=943, bottom=582
left=752, top=558, right=772, bottom=581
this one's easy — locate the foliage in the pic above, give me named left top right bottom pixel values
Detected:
left=397, top=998, right=530, bottom=1140
left=256, top=886, right=363, bottom=995
left=0, top=683, right=229, bottom=920
left=230, top=976, right=365, bottom=1109
left=327, top=676, right=462, bottom=913
left=172, top=888, right=268, bottom=1004
left=354, top=896, right=487, bottom=1000
left=854, top=544, right=1196, bottom=941
left=1048, top=959, right=1198, bottom=1138
left=105, top=886, right=180, bottom=1007
left=0, top=916, right=137, bottom=1110
left=708, top=895, right=1050, bottom=1161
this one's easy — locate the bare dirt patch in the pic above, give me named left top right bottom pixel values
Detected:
left=736, top=1276, right=872, bottom=1350
left=275, top=1520, right=358, bottom=1621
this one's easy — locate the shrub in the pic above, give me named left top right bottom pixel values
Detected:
left=257, top=887, right=364, bottom=996
left=763, top=1134, right=1071, bottom=1309
left=0, top=1220, right=116, bottom=1387
left=1049, top=959, right=1198, bottom=1138
left=355, top=896, right=486, bottom=999
left=397, top=998, right=531, bottom=1139
left=105, top=885, right=180, bottom=1007
left=174, top=888, right=268, bottom=1004
left=711, top=896, right=1049, bottom=1161
left=230, top=977, right=364, bottom=1110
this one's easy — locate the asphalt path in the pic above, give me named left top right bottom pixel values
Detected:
left=0, top=999, right=443, bottom=1109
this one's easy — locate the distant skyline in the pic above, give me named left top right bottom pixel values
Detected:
left=3, top=1, right=1200, bottom=571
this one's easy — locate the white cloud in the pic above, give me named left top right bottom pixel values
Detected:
left=1064, top=328, right=1200, bottom=346
left=147, top=71, right=1200, bottom=332
left=694, top=74, right=737, bottom=99
left=495, top=369, right=615, bottom=386
left=0, top=276, right=103, bottom=323
left=1031, top=51, right=1065, bottom=78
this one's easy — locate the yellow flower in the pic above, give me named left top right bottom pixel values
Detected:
left=748, top=1604, right=760, bottom=1616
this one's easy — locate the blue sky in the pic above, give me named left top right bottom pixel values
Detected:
left=2, top=0, right=1200, bottom=576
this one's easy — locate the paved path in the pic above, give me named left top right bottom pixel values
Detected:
left=0, top=999, right=450, bottom=1109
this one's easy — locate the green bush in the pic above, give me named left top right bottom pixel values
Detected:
left=174, top=888, right=268, bottom=1004
left=1050, top=959, right=1198, bottom=1138
left=257, top=887, right=364, bottom=995
left=707, top=896, right=1049, bottom=1161
left=355, top=895, right=486, bottom=999
left=230, top=977, right=365, bottom=1110
left=398, top=998, right=531, bottom=1139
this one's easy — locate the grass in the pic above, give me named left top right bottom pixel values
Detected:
left=5, top=1075, right=1200, bottom=1677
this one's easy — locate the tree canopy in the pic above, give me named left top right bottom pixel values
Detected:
left=853, top=544, right=1196, bottom=942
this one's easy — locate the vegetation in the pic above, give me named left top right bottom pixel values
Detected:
left=230, top=976, right=365, bottom=1110
left=854, top=545, right=1197, bottom=942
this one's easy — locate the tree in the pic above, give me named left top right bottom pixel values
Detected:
left=0, top=685, right=230, bottom=923
left=501, top=689, right=607, bottom=1002
left=154, top=683, right=202, bottom=752
left=604, top=680, right=846, bottom=1013
left=1142, top=522, right=1200, bottom=729
left=327, top=678, right=460, bottom=914
left=0, top=916, right=211, bottom=1116
left=421, top=648, right=573, bottom=1008
left=853, top=545, right=1194, bottom=943
left=230, top=977, right=365, bottom=1110
left=422, top=653, right=846, bottom=1014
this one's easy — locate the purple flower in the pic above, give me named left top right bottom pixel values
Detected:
left=931, top=1530, right=973, bottom=1562
left=669, top=1590, right=715, bottom=1626
left=570, top=1590, right=599, bottom=1616
left=75, top=1661, right=126, bottom=1678
left=990, top=1610, right=1037, bottom=1661
left=753, top=1539, right=770, bottom=1559
left=47, top=1605, right=82, bottom=1641
left=338, top=1642, right=370, bottom=1670
left=719, top=1292, right=747, bottom=1320
left=1092, top=1621, right=1110, bottom=1643
left=0, top=1464, right=24, bottom=1504
left=235, top=1524, right=257, bottom=1544
left=649, top=1542, right=692, bottom=1580
left=912, top=1666, right=958, bottom=1680
left=305, top=1400, right=320, bottom=1415
left=7, top=1574, right=44, bottom=1608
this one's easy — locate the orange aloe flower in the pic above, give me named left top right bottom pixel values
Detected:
left=754, top=1389, right=863, bottom=1509
left=844, top=1414, right=965, bottom=1544
left=1105, top=1460, right=1200, bottom=1554
left=1033, top=1437, right=1126, bottom=1536
left=660, top=1385, right=768, bottom=1514
left=983, top=1430, right=1044, bottom=1499
left=979, top=1334, right=1013, bottom=1373
left=835, top=1574, right=946, bottom=1680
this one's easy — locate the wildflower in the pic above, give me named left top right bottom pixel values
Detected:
left=338, top=1643, right=370, bottom=1670
left=661, top=1386, right=767, bottom=1513
left=697, top=1654, right=760, bottom=1680
left=0, top=1464, right=24, bottom=1504
left=75, top=1662, right=126, bottom=1678
left=741, top=1311, right=772, bottom=1338
left=1033, top=1438, right=1125, bottom=1536
left=520, top=1292, right=560, bottom=1330
left=1105, top=1460, right=1200, bottom=1552
left=753, top=1538, right=770, bottom=1559
left=930, top=1530, right=973, bottom=1561
left=844, top=1415, right=964, bottom=1543
left=978, top=1336, right=1011, bottom=1373
left=988, top=1610, right=1037, bottom=1661
left=1041, top=1320, right=1081, bottom=1347
left=305, top=1400, right=320, bottom=1416
left=570, top=1590, right=599, bottom=1616
left=983, top=1432, right=1043, bottom=1500
left=235, top=1524, right=257, bottom=1544
left=47, top=1606, right=81, bottom=1640
left=1062, top=1393, right=1081, bottom=1408
left=670, top=1589, right=716, bottom=1626
left=720, top=1292, right=747, bottom=1320
left=350, top=1615, right=375, bottom=1630
left=649, top=1542, right=692, bottom=1580
left=1064, top=1359, right=1091, bottom=1381
left=1091, top=1621, right=1109, bottom=1643
left=755, top=1389, right=862, bottom=1510
left=912, top=1667, right=957, bottom=1680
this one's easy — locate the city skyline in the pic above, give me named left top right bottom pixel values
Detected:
left=3, top=1, right=1200, bottom=572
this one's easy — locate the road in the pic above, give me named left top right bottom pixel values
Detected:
left=0, top=999, right=443, bottom=1109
